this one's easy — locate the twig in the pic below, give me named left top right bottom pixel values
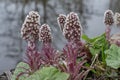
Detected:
left=83, top=54, right=98, bottom=80
left=5, top=71, right=12, bottom=80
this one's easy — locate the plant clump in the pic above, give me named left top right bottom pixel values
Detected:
left=12, top=10, right=120, bottom=80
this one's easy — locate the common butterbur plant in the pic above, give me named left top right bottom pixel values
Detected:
left=104, top=10, right=114, bottom=42
left=57, top=12, right=89, bottom=80
left=104, top=10, right=120, bottom=46
left=39, top=24, right=60, bottom=66
left=14, top=11, right=42, bottom=80
left=110, top=12, right=120, bottom=46
left=12, top=11, right=61, bottom=80
left=12, top=10, right=120, bottom=80
left=12, top=11, right=69, bottom=80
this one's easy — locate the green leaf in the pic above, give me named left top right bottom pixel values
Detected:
left=105, top=44, right=120, bottom=69
left=11, top=62, right=30, bottom=80
left=89, top=47, right=101, bottom=55
left=25, top=66, right=69, bottom=80
left=82, top=34, right=92, bottom=43
left=82, top=33, right=109, bottom=62
left=12, top=62, right=69, bottom=80
left=82, top=33, right=105, bottom=43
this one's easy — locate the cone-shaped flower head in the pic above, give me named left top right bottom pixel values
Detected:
left=39, top=24, right=52, bottom=44
left=63, top=12, right=82, bottom=42
left=114, top=12, right=120, bottom=26
left=21, top=11, right=40, bottom=42
left=110, top=33, right=120, bottom=46
left=104, top=10, right=114, bottom=26
left=57, top=14, right=66, bottom=32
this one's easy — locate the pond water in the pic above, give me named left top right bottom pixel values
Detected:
left=0, top=0, right=120, bottom=74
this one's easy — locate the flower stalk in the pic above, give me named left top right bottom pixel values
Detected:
left=104, top=10, right=114, bottom=42
left=39, top=24, right=60, bottom=66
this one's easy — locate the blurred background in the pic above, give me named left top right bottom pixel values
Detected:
left=0, top=0, right=119, bottom=74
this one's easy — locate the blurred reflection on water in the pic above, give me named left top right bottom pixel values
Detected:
left=0, top=0, right=120, bottom=74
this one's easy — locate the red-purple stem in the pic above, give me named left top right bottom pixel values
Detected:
left=105, top=25, right=111, bottom=42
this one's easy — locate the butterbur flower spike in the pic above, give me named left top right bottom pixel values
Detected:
left=59, top=12, right=89, bottom=80
left=39, top=24, right=52, bottom=44
left=63, top=12, right=82, bottom=42
left=57, top=14, right=66, bottom=32
left=114, top=12, right=120, bottom=26
left=104, top=10, right=114, bottom=26
left=17, top=11, right=42, bottom=80
left=21, top=11, right=40, bottom=42
left=104, top=10, right=114, bottom=41
left=39, top=24, right=59, bottom=66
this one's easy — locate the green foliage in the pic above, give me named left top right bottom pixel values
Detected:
left=11, top=62, right=30, bottom=80
left=25, top=66, right=69, bottom=80
left=82, top=33, right=109, bottom=62
left=105, top=44, right=120, bottom=69
left=12, top=62, right=69, bottom=80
